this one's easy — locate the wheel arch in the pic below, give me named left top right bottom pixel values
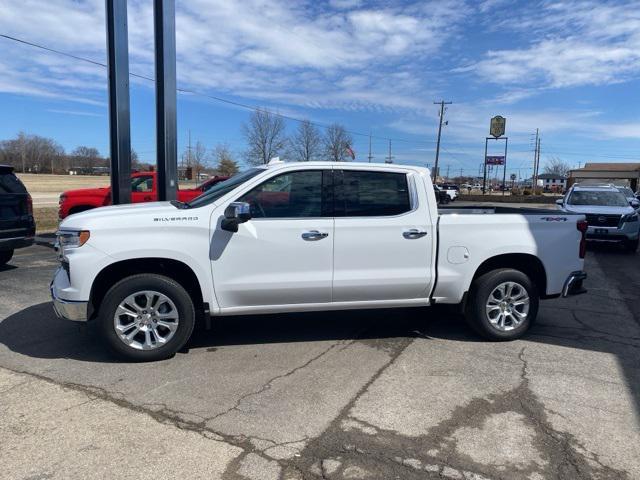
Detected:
left=89, top=258, right=206, bottom=321
left=470, top=253, right=548, bottom=299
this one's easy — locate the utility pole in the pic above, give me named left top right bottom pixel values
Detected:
left=433, top=100, right=452, bottom=182
left=20, top=140, right=26, bottom=173
left=385, top=140, right=394, bottom=163
left=446, top=164, right=450, bottom=181
left=532, top=128, right=539, bottom=191
left=368, top=131, right=373, bottom=163
left=533, top=137, right=542, bottom=192
left=188, top=129, right=192, bottom=167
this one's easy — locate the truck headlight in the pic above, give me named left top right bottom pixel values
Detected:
left=622, top=213, right=638, bottom=223
left=56, top=230, right=91, bottom=249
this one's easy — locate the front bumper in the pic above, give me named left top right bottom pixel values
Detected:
left=50, top=271, right=88, bottom=322
left=0, top=236, right=34, bottom=251
left=562, top=271, right=587, bottom=297
left=586, top=224, right=639, bottom=243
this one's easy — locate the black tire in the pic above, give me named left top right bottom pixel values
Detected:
left=0, top=249, right=14, bottom=266
left=624, top=238, right=639, bottom=253
left=464, top=268, right=539, bottom=341
left=99, top=274, right=195, bottom=362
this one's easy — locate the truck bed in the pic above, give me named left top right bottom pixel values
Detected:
left=432, top=205, right=585, bottom=304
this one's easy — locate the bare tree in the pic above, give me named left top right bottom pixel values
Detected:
left=181, top=141, right=209, bottom=180
left=0, top=133, right=64, bottom=173
left=242, top=109, right=288, bottom=165
left=289, top=120, right=322, bottom=162
left=543, top=157, right=571, bottom=177
left=130, top=148, right=141, bottom=170
left=212, top=144, right=239, bottom=176
left=323, top=123, right=353, bottom=162
left=72, top=146, right=101, bottom=171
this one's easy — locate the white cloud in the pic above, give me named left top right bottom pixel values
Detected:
left=0, top=0, right=469, bottom=113
left=329, top=0, right=364, bottom=9
left=46, top=109, right=104, bottom=117
left=465, top=1, right=640, bottom=89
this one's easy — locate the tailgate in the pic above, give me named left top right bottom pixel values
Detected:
left=0, top=193, right=33, bottom=239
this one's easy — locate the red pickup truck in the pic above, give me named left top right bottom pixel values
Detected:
left=58, top=171, right=229, bottom=219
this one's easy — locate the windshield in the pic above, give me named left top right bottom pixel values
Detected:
left=568, top=190, right=629, bottom=207
left=187, top=168, right=264, bottom=208
left=617, top=187, right=634, bottom=197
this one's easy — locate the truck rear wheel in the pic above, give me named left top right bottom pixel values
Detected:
left=99, top=274, right=195, bottom=362
left=465, top=268, right=538, bottom=341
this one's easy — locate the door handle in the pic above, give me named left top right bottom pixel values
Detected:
left=302, top=230, right=329, bottom=241
left=403, top=229, right=427, bottom=239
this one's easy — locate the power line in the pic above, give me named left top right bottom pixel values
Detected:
left=0, top=33, right=438, bottom=147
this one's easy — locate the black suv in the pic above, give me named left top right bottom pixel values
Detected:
left=0, top=165, right=35, bottom=266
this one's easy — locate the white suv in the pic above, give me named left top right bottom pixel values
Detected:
left=557, top=185, right=640, bottom=252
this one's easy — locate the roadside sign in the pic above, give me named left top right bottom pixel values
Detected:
left=490, top=116, right=506, bottom=138
left=510, top=173, right=517, bottom=180
left=486, top=155, right=505, bottom=165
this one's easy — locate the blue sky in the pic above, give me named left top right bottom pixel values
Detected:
left=1, top=0, right=639, bottom=178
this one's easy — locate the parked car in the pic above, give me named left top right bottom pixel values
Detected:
left=51, top=160, right=587, bottom=361
left=615, top=186, right=639, bottom=209
left=58, top=172, right=229, bottom=219
left=0, top=165, right=35, bottom=266
left=433, top=184, right=450, bottom=204
left=438, top=184, right=458, bottom=201
left=557, top=184, right=640, bottom=252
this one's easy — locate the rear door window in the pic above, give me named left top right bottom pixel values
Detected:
left=335, top=170, right=411, bottom=217
left=0, top=172, right=27, bottom=195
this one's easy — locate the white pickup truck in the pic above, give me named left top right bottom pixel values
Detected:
left=51, top=161, right=588, bottom=361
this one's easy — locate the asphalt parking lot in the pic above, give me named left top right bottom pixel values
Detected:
left=0, top=244, right=639, bottom=480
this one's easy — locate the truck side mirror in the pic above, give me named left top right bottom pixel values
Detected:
left=221, top=202, right=251, bottom=232
left=555, top=199, right=564, bottom=206
left=630, top=199, right=640, bottom=209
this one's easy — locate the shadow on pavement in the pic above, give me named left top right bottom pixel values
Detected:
left=1, top=284, right=638, bottom=423
left=0, top=264, right=18, bottom=273
left=0, top=301, right=472, bottom=363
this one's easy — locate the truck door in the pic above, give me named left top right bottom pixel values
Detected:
left=332, top=169, right=434, bottom=302
left=211, top=169, right=334, bottom=310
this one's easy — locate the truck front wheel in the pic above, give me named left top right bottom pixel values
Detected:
left=465, top=268, right=539, bottom=341
left=99, top=274, right=195, bottom=361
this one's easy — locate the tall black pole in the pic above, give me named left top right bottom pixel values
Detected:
left=502, top=137, right=508, bottom=196
left=154, top=0, right=178, bottom=201
left=482, top=137, right=488, bottom=194
left=105, top=0, right=131, bottom=204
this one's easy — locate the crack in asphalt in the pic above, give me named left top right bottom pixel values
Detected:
left=284, top=342, right=631, bottom=480
left=0, top=365, right=304, bottom=478
left=209, top=340, right=347, bottom=423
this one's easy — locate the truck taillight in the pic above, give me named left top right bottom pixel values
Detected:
left=26, top=194, right=33, bottom=216
left=577, top=219, right=587, bottom=259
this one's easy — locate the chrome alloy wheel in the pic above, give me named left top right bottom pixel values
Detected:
left=485, top=281, right=530, bottom=332
left=113, top=290, right=179, bottom=350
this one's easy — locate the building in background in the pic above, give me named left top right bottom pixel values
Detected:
left=568, top=163, right=640, bottom=190
left=538, top=173, right=567, bottom=192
